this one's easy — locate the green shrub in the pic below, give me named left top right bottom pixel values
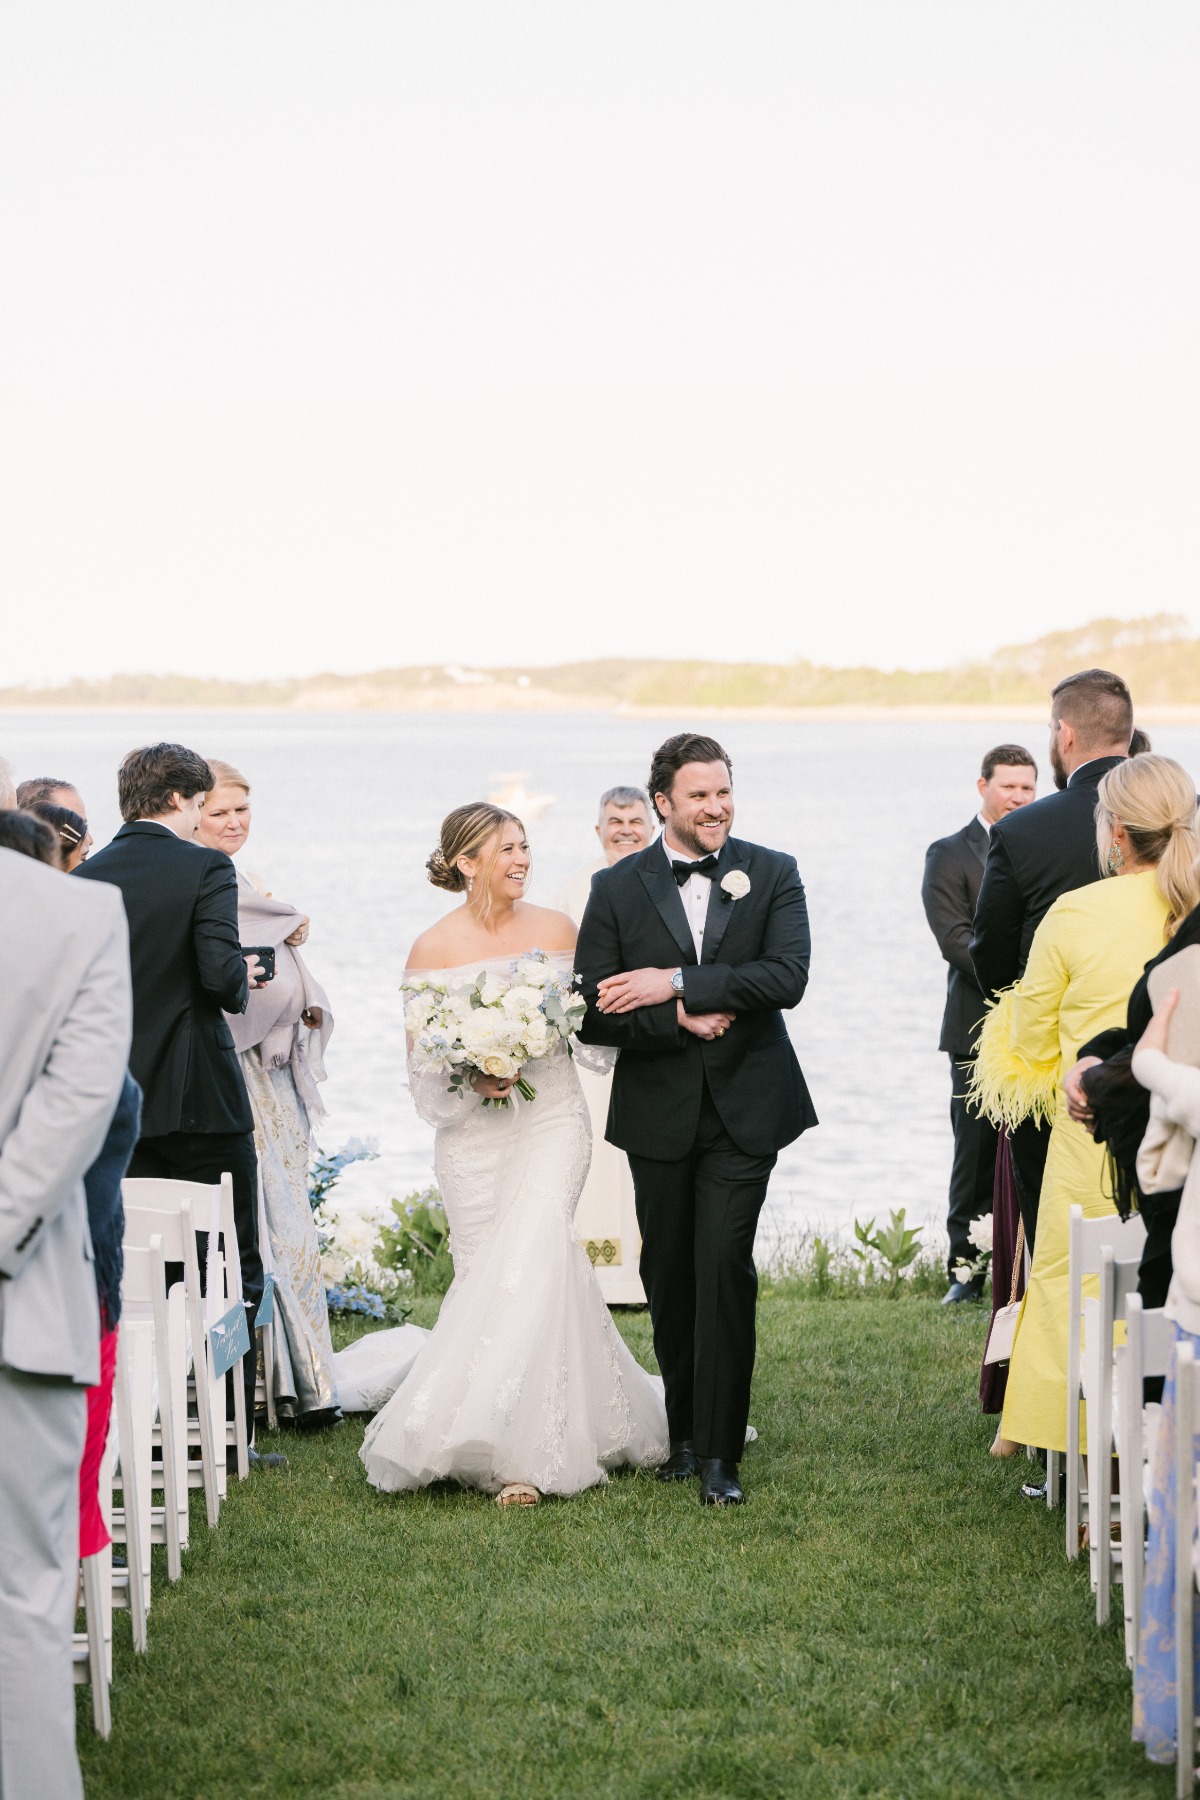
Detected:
left=375, top=1185, right=455, bottom=1297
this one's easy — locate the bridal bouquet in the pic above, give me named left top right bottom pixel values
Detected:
left=402, top=950, right=586, bottom=1105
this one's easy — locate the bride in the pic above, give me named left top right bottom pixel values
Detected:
left=351, top=802, right=668, bottom=1506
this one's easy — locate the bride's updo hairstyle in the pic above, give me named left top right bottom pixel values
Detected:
left=1096, top=755, right=1200, bottom=938
left=428, top=803, right=525, bottom=914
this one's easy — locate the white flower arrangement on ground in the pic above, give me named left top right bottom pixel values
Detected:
left=402, top=949, right=586, bottom=1105
left=314, top=1196, right=414, bottom=1320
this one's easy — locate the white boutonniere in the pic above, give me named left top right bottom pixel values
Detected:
left=720, top=870, right=751, bottom=901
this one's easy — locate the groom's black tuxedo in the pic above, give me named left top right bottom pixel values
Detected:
left=576, top=834, right=815, bottom=1462
left=576, top=835, right=816, bottom=1158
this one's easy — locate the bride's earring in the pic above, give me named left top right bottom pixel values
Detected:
left=468, top=877, right=474, bottom=896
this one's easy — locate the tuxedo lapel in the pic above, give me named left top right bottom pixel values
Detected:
left=701, top=839, right=747, bottom=964
left=638, top=849, right=697, bottom=965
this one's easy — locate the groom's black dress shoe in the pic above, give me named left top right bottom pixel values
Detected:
left=699, top=1459, right=744, bottom=1506
left=941, top=1277, right=984, bottom=1305
left=656, top=1439, right=700, bottom=1482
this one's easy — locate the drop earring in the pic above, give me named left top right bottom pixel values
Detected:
left=1107, top=844, right=1124, bottom=875
left=468, top=877, right=474, bottom=896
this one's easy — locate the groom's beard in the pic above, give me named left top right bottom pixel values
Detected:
left=665, top=816, right=732, bottom=858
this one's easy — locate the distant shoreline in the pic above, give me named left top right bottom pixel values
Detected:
left=6, top=700, right=1200, bottom=723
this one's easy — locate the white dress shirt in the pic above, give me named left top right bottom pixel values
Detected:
left=977, top=812, right=993, bottom=835
left=664, top=836, right=713, bottom=961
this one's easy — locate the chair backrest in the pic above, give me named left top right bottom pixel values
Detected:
left=1126, top=1293, right=1172, bottom=1385
left=1068, top=1204, right=1147, bottom=1283
left=120, top=1239, right=166, bottom=1309
left=122, top=1198, right=199, bottom=1273
left=123, top=1175, right=239, bottom=1310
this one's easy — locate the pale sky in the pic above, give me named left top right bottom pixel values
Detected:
left=1, top=3, right=1196, bottom=686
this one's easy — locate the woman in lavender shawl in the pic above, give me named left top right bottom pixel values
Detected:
left=198, top=759, right=339, bottom=1428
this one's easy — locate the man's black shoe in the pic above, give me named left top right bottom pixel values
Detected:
left=656, top=1440, right=699, bottom=1482
left=1020, top=1477, right=1048, bottom=1501
left=941, top=1277, right=985, bottom=1305
left=699, top=1458, right=744, bottom=1506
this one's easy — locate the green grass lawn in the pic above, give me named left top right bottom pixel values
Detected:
left=79, top=1295, right=1170, bottom=1800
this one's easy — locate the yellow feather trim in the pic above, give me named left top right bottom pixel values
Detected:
left=967, top=984, right=1060, bottom=1130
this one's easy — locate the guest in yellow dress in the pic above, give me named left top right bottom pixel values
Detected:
left=973, top=756, right=1200, bottom=1455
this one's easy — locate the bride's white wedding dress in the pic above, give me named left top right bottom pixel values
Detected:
left=350, top=955, right=669, bottom=1497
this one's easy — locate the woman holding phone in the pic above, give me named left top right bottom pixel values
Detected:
left=197, top=759, right=340, bottom=1429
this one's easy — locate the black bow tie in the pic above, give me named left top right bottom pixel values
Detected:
left=671, top=854, right=719, bottom=885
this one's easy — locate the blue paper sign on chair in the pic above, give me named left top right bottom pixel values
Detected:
left=254, top=1273, right=275, bottom=1330
left=209, top=1303, right=251, bottom=1379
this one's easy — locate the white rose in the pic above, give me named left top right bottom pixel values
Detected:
left=479, top=978, right=507, bottom=1006
left=320, top=1250, right=347, bottom=1284
left=951, top=1262, right=976, bottom=1286
left=720, top=870, right=751, bottom=900
left=522, top=1017, right=550, bottom=1055
left=517, top=958, right=550, bottom=987
left=501, top=984, right=544, bottom=1017
left=480, top=1052, right=519, bottom=1078
left=968, top=1214, right=994, bottom=1255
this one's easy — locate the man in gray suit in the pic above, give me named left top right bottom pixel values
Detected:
left=922, top=745, right=1037, bottom=1302
left=0, top=843, right=132, bottom=1800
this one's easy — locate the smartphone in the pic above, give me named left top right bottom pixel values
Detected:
left=243, top=945, right=277, bottom=982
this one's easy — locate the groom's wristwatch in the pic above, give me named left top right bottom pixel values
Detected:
left=670, top=968, right=685, bottom=996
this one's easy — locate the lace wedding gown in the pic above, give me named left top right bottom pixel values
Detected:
left=352, top=955, right=669, bottom=1497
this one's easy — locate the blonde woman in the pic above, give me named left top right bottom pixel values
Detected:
left=973, top=755, right=1200, bottom=1464
left=357, top=802, right=668, bottom=1506
left=196, top=761, right=339, bottom=1429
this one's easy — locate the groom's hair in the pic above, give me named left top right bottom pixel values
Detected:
left=648, top=734, right=732, bottom=815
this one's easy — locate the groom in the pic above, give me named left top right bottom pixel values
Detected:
left=575, top=733, right=816, bottom=1505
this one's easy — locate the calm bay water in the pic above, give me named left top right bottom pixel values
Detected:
left=9, top=709, right=1198, bottom=1255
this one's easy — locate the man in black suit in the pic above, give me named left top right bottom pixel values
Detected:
left=922, top=744, right=1037, bottom=1302
left=969, top=669, right=1134, bottom=1246
left=575, top=733, right=816, bottom=1506
left=77, top=743, right=275, bottom=1461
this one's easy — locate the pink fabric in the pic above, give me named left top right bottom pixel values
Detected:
left=79, top=1326, right=118, bottom=1557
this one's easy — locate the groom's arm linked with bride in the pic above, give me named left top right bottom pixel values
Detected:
left=573, top=732, right=816, bottom=1506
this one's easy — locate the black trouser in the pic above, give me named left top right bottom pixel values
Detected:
left=1138, top=1189, right=1182, bottom=1403
left=1007, top=1115, right=1050, bottom=1254
left=127, top=1129, right=263, bottom=1437
left=627, top=1085, right=776, bottom=1463
left=947, top=1056, right=999, bottom=1278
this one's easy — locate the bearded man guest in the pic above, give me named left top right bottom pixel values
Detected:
left=969, top=669, right=1133, bottom=1250
left=922, top=745, right=1037, bottom=1302
left=575, top=733, right=815, bottom=1505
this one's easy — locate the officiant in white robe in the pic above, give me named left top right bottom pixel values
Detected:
left=556, top=786, right=654, bottom=1305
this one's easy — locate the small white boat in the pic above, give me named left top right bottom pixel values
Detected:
left=488, top=773, right=556, bottom=821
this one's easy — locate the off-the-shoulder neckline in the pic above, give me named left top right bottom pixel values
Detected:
left=403, top=950, right=575, bottom=980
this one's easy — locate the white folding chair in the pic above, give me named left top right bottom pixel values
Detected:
left=1119, top=1294, right=1172, bottom=1668
left=1080, top=1244, right=1141, bottom=1622
left=1066, top=1203, right=1146, bottom=1559
left=119, top=1236, right=184, bottom=1582
left=106, top=1328, right=149, bottom=1650
left=125, top=1174, right=251, bottom=1488
left=256, top=1176, right=278, bottom=1433
left=122, top=1192, right=221, bottom=1529
left=1174, top=1341, right=1199, bottom=1796
left=73, top=1551, right=111, bottom=1737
